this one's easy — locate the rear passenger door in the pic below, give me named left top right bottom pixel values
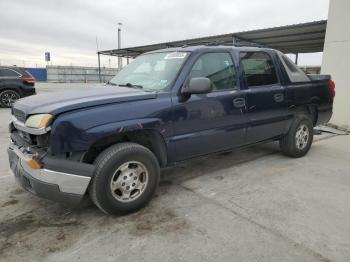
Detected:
left=240, top=51, right=289, bottom=143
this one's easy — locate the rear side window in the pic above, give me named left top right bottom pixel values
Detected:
left=189, top=52, right=237, bottom=91
left=25, top=70, right=34, bottom=78
left=0, top=68, right=21, bottom=77
left=240, top=52, right=278, bottom=87
left=279, top=53, right=310, bottom=83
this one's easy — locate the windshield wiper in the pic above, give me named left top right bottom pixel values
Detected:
left=106, top=81, right=117, bottom=86
left=120, top=83, right=143, bottom=89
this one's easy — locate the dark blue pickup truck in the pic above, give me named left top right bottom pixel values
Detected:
left=8, top=45, right=335, bottom=215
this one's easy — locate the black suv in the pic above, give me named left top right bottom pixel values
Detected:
left=0, top=67, right=36, bottom=107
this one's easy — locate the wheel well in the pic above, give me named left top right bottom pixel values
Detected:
left=308, top=105, right=318, bottom=126
left=83, top=129, right=168, bottom=167
left=295, top=105, right=318, bottom=126
left=0, top=87, right=23, bottom=96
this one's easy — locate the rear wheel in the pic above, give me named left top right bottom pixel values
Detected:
left=280, top=114, right=313, bottom=158
left=0, top=90, right=20, bottom=108
left=89, top=142, right=160, bottom=215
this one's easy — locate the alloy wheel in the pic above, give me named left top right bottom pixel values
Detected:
left=295, top=124, right=309, bottom=150
left=1, top=90, right=20, bottom=107
left=110, top=161, right=149, bottom=202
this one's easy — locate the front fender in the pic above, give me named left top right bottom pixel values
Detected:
left=86, top=118, right=162, bottom=135
left=49, top=118, right=166, bottom=154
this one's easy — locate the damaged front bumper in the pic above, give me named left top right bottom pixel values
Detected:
left=7, top=142, right=94, bottom=205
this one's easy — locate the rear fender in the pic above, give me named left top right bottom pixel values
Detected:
left=293, top=105, right=318, bottom=126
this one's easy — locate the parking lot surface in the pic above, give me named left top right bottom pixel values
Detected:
left=1, top=83, right=350, bottom=262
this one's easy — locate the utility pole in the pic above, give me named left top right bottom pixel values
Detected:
left=96, top=36, right=102, bottom=83
left=117, top=22, right=122, bottom=70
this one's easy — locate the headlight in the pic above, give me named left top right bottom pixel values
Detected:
left=25, top=114, right=54, bottom=129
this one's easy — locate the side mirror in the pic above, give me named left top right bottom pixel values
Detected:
left=182, top=77, right=212, bottom=95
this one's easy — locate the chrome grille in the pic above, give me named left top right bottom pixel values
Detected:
left=12, top=108, right=26, bottom=122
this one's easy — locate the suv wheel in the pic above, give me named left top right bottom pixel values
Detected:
left=0, top=90, right=20, bottom=108
left=280, top=114, right=314, bottom=158
left=89, top=142, right=160, bottom=215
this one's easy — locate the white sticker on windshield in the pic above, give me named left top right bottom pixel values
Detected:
left=164, top=52, right=187, bottom=59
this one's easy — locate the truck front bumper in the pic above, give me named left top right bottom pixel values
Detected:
left=7, top=142, right=93, bottom=205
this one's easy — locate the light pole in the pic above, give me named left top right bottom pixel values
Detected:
left=117, top=22, right=122, bottom=70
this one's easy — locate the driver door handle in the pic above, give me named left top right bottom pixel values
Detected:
left=273, top=93, right=284, bottom=102
left=233, top=97, right=246, bottom=108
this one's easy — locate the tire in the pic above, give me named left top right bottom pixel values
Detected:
left=279, top=114, right=314, bottom=158
left=89, top=142, right=160, bottom=215
left=0, top=90, right=20, bottom=108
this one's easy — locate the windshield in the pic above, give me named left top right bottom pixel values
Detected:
left=110, top=51, right=189, bottom=91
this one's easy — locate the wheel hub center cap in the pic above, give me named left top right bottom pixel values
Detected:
left=121, top=172, right=138, bottom=190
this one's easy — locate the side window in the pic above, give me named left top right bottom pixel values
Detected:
left=240, top=52, right=278, bottom=87
left=189, top=52, right=237, bottom=91
left=0, top=69, right=21, bottom=77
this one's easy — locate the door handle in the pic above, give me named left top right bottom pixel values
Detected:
left=273, top=93, right=284, bottom=102
left=233, top=97, right=246, bottom=108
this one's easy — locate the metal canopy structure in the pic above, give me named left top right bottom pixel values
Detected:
left=98, top=20, right=327, bottom=59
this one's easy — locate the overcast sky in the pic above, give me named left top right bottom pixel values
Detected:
left=0, top=0, right=329, bottom=68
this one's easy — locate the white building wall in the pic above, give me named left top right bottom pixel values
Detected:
left=321, top=0, right=350, bottom=128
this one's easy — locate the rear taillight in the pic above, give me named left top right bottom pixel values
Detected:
left=22, top=77, right=35, bottom=84
left=329, top=79, right=335, bottom=97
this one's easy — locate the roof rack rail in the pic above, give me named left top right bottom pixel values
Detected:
left=233, top=42, right=266, bottom=48
left=177, top=40, right=264, bottom=48
left=205, top=40, right=225, bottom=46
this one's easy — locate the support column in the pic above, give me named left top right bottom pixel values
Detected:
left=295, top=53, right=299, bottom=65
left=322, top=0, right=350, bottom=127
left=97, top=53, right=101, bottom=83
left=232, top=35, right=236, bottom=46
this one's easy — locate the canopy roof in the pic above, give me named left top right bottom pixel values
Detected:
left=98, top=20, right=326, bottom=58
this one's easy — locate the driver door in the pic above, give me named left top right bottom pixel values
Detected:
left=171, top=52, right=248, bottom=161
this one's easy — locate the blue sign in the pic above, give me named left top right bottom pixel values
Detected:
left=45, top=52, right=50, bottom=62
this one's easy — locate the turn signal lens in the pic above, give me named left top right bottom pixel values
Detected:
left=26, top=159, right=41, bottom=169
left=38, top=114, right=54, bottom=128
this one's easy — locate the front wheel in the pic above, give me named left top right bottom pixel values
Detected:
left=89, top=142, right=160, bottom=215
left=280, top=114, right=314, bottom=158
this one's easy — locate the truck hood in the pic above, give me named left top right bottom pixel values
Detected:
left=13, top=86, right=157, bottom=118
